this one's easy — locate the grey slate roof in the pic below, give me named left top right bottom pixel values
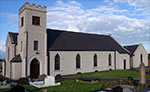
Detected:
left=11, top=54, right=22, bottom=62
left=124, top=45, right=139, bottom=55
left=47, top=29, right=129, bottom=54
left=9, top=32, right=18, bottom=44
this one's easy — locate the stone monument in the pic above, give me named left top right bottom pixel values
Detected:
left=29, top=76, right=61, bottom=88
left=139, top=62, right=146, bottom=85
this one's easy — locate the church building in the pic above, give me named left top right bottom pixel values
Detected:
left=2, top=2, right=148, bottom=80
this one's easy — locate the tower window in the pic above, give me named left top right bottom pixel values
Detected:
left=21, top=41, right=22, bottom=51
left=34, top=41, right=38, bottom=50
left=21, top=17, right=24, bottom=27
left=32, top=16, right=40, bottom=25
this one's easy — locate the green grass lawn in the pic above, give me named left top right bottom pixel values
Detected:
left=0, top=80, right=129, bottom=92
left=23, top=80, right=102, bottom=92
left=0, top=70, right=150, bottom=92
left=146, top=68, right=150, bottom=72
left=134, top=67, right=150, bottom=74
left=64, top=70, right=150, bottom=79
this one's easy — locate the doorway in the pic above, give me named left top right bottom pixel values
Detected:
left=30, top=58, right=40, bottom=78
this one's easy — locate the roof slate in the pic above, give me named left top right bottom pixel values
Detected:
left=9, top=32, right=18, bottom=44
left=47, top=29, right=129, bottom=54
left=124, top=45, right=139, bottom=55
left=11, top=54, right=22, bottom=62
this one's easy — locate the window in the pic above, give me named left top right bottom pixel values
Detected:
left=108, top=54, right=111, bottom=66
left=94, top=54, right=97, bottom=67
left=124, top=59, right=126, bottom=69
left=76, top=54, right=80, bottom=68
left=21, top=41, right=22, bottom=51
left=21, top=17, right=24, bottom=27
left=140, top=54, right=143, bottom=63
left=55, top=54, right=60, bottom=70
left=34, top=41, right=38, bottom=50
left=32, top=16, right=40, bottom=25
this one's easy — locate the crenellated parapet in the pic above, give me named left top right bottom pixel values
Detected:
left=19, top=2, right=47, bottom=14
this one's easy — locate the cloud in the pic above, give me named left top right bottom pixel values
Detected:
left=0, top=40, right=5, bottom=59
left=46, top=0, right=150, bottom=52
left=113, top=0, right=150, bottom=19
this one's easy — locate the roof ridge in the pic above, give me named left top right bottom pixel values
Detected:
left=47, top=28, right=108, bottom=36
left=108, top=35, right=130, bottom=54
left=8, top=32, right=18, bottom=34
left=123, top=44, right=139, bottom=47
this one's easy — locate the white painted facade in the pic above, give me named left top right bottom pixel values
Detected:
left=49, top=51, right=130, bottom=76
left=132, top=44, right=148, bottom=68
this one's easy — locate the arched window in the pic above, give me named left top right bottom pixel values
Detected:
left=94, top=54, right=97, bottom=67
left=108, top=54, right=111, bottom=66
left=76, top=54, right=80, bottom=68
left=55, top=54, right=60, bottom=70
left=140, top=54, right=143, bottom=63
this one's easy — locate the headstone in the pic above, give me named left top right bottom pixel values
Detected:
left=2, top=80, right=7, bottom=85
left=38, top=74, right=46, bottom=81
left=139, top=62, right=146, bottom=85
left=30, top=76, right=61, bottom=88
left=123, top=88, right=134, bottom=92
left=45, top=76, right=55, bottom=85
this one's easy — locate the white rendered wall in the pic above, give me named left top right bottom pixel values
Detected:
left=5, top=35, right=16, bottom=78
left=11, top=62, right=22, bottom=80
left=133, top=44, right=148, bottom=68
left=49, top=51, right=130, bottom=76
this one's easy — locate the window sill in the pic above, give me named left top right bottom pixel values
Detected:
left=34, top=50, right=40, bottom=54
left=53, top=70, right=63, bottom=72
left=74, top=68, right=83, bottom=70
left=93, top=67, right=99, bottom=69
left=32, top=24, right=41, bottom=26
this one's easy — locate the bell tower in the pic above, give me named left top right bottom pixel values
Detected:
left=18, top=2, right=47, bottom=77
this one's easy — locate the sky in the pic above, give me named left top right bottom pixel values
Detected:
left=0, top=0, right=150, bottom=58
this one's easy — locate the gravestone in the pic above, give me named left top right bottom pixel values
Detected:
left=38, top=74, right=46, bottom=81
left=45, top=76, right=55, bottom=85
left=29, top=76, right=61, bottom=88
left=139, top=62, right=146, bottom=85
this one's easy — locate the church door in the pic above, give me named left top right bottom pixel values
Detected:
left=30, top=58, right=40, bottom=78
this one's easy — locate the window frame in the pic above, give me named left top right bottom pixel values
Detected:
left=32, top=16, right=40, bottom=26
left=21, top=17, right=24, bottom=27
left=140, top=54, right=143, bottom=63
left=34, top=41, right=38, bottom=51
left=108, top=54, right=111, bottom=66
left=55, top=54, right=60, bottom=70
left=21, top=41, right=23, bottom=51
left=93, top=54, right=97, bottom=67
left=76, top=54, right=81, bottom=69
